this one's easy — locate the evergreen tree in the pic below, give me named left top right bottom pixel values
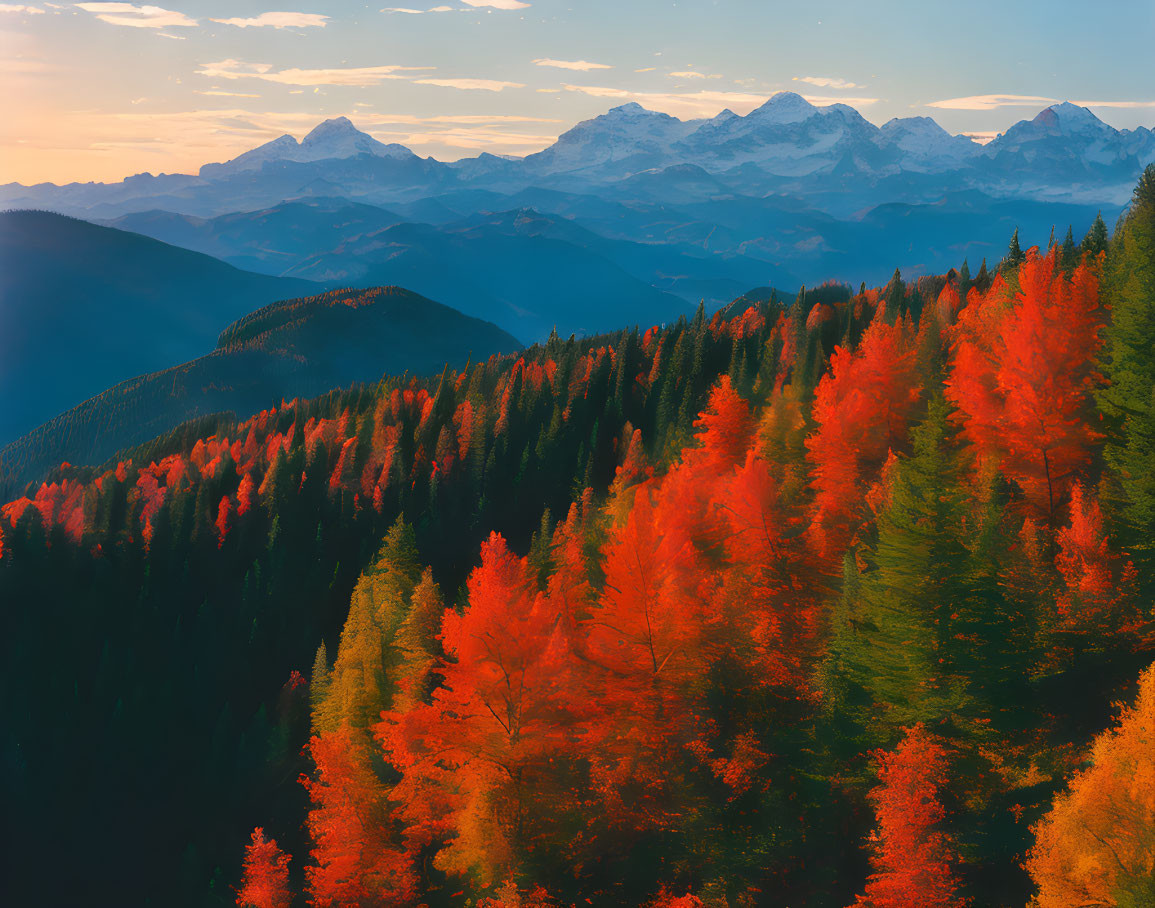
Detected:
left=1081, top=211, right=1109, bottom=258
left=1059, top=226, right=1078, bottom=273
left=1099, top=165, right=1155, bottom=587
left=1004, top=227, right=1026, bottom=273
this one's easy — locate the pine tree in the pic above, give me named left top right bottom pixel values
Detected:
left=1059, top=226, right=1078, bottom=273
left=1098, top=165, right=1155, bottom=587
left=843, top=398, right=970, bottom=738
left=1005, top=227, right=1026, bottom=272
left=1081, top=211, right=1109, bottom=258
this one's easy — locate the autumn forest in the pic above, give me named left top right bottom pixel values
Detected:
left=3, top=168, right=1155, bottom=908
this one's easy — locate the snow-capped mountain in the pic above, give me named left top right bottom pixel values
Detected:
left=523, top=102, right=701, bottom=176
left=5, top=98, right=1154, bottom=219
left=875, top=117, right=980, bottom=171
left=986, top=102, right=1155, bottom=170
left=673, top=92, right=880, bottom=175
left=199, top=117, right=416, bottom=178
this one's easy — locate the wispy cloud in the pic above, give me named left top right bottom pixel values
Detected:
left=74, top=2, right=196, bottom=28
left=1072, top=99, right=1155, bottom=109
left=195, top=89, right=262, bottom=98
left=211, top=12, right=328, bottom=28
left=562, top=84, right=767, bottom=118
left=197, top=59, right=433, bottom=86
left=961, top=131, right=999, bottom=145
left=460, top=0, right=529, bottom=8
left=381, top=5, right=454, bottom=12
left=562, top=84, right=879, bottom=118
left=925, top=94, right=1057, bottom=110
left=533, top=58, right=611, bottom=71
left=0, top=4, right=46, bottom=13
left=668, top=70, right=720, bottom=80
left=793, top=75, right=860, bottom=89
left=415, top=77, right=524, bottom=91
left=931, top=94, right=1155, bottom=112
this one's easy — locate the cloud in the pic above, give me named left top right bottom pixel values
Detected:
left=668, top=71, right=721, bottom=80
left=196, top=60, right=274, bottom=79
left=960, top=131, right=999, bottom=145
left=460, top=0, right=528, bottom=8
left=562, top=84, right=879, bottom=118
left=0, top=4, right=46, bottom=13
left=195, top=89, right=262, bottom=98
left=196, top=59, right=432, bottom=86
left=925, top=94, right=1057, bottom=110
left=634, top=67, right=656, bottom=73
left=211, top=12, right=328, bottom=28
left=381, top=5, right=454, bottom=12
left=414, top=77, right=524, bottom=91
left=74, top=2, right=196, bottom=28
left=793, top=76, right=860, bottom=89
left=562, top=84, right=767, bottom=118
left=533, top=58, right=611, bottom=71
left=1072, top=99, right=1155, bottom=109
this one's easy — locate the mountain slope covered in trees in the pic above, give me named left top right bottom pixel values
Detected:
left=1, top=170, right=1153, bottom=908
left=0, top=286, right=521, bottom=496
left=0, top=211, right=318, bottom=443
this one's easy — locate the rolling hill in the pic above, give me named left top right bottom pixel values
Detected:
left=0, top=285, right=520, bottom=493
left=0, top=210, right=319, bottom=444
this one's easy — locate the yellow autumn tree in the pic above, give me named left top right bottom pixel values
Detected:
left=313, top=517, right=421, bottom=733
left=1026, top=661, right=1155, bottom=907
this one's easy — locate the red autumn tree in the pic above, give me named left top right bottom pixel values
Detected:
left=852, top=725, right=967, bottom=908
left=1047, top=482, right=1142, bottom=654
left=946, top=248, right=1104, bottom=521
left=807, top=316, right=922, bottom=557
left=683, top=375, right=752, bottom=474
left=236, top=827, right=291, bottom=908
left=379, top=532, right=575, bottom=885
left=713, top=450, right=820, bottom=692
left=215, top=495, right=233, bottom=548
left=302, top=726, right=415, bottom=907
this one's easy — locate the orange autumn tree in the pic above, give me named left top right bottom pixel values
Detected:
left=713, top=449, right=821, bottom=692
left=852, top=725, right=967, bottom=908
left=236, top=827, right=292, bottom=908
left=1026, top=662, right=1155, bottom=908
left=302, top=725, right=416, bottom=907
left=807, top=315, right=922, bottom=558
left=946, top=248, right=1104, bottom=522
left=379, top=532, right=577, bottom=886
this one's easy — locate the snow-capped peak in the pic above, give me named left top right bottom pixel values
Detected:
left=1033, top=102, right=1109, bottom=135
left=746, top=92, right=819, bottom=125
left=299, top=117, right=414, bottom=161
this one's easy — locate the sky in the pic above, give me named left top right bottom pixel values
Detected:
left=2, top=0, right=1154, bottom=184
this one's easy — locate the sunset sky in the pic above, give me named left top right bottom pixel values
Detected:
left=3, top=0, right=1154, bottom=184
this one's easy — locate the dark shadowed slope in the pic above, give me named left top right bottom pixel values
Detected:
left=0, top=286, right=520, bottom=492
left=0, top=210, right=319, bottom=443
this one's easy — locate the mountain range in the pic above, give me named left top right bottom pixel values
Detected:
left=4, top=94, right=1151, bottom=223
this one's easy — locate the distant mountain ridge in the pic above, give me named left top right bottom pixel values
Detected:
left=0, top=210, right=318, bottom=444
left=4, top=94, right=1153, bottom=220
left=0, top=285, right=521, bottom=492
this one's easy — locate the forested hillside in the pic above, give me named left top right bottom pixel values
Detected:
left=0, top=211, right=318, bottom=443
left=1, top=169, right=1153, bottom=908
left=0, top=286, right=521, bottom=495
